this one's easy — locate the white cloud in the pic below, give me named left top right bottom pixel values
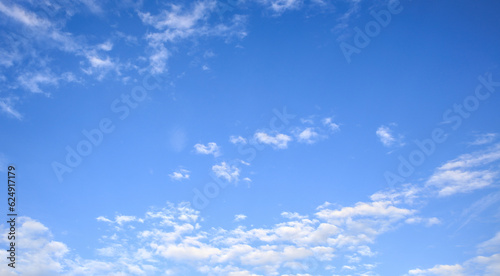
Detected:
left=0, top=97, right=23, bottom=120
left=254, top=132, right=292, bottom=149
left=469, top=133, right=497, bottom=146
left=194, top=142, right=221, bottom=157
left=258, top=0, right=303, bottom=14
left=98, top=41, right=113, bottom=51
left=169, top=168, right=190, bottom=181
left=212, top=161, right=240, bottom=182
left=322, top=117, right=340, bottom=132
left=477, top=231, right=500, bottom=255
left=0, top=195, right=428, bottom=276
left=234, top=214, right=247, bottom=222
left=139, top=1, right=247, bottom=74
left=0, top=2, right=51, bottom=28
left=407, top=232, right=500, bottom=276
left=405, top=217, right=441, bottom=227
left=408, top=264, right=465, bottom=276
left=230, top=135, right=247, bottom=145
left=17, top=71, right=59, bottom=94
left=376, top=125, right=403, bottom=147
left=427, top=169, right=497, bottom=197
left=427, top=143, right=500, bottom=196
left=438, top=143, right=500, bottom=170
left=296, top=128, right=319, bottom=144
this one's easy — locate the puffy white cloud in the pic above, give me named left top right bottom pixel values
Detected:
left=296, top=128, right=320, bottom=144
left=0, top=195, right=426, bottom=275
left=194, top=142, right=221, bottom=157
left=212, top=161, right=240, bottom=182
left=169, top=168, right=190, bottom=181
left=254, top=132, right=292, bottom=149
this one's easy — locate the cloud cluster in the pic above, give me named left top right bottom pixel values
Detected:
left=0, top=195, right=426, bottom=275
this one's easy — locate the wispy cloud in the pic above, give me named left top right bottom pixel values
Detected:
left=139, top=1, right=247, bottom=74
left=257, top=0, right=303, bottom=14
left=322, top=117, right=340, bottom=132
left=407, top=231, right=500, bottom=275
left=0, top=97, right=23, bottom=120
left=229, top=135, right=247, bottom=145
left=376, top=124, right=404, bottom=147
left=234, top=214, right=247, bottom=222
left=469, top=133, right=497, bottom=146
left=426, top=143, right=500, bottom=196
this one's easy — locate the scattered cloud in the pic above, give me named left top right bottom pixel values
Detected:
left=407, top=232, right=500, bottom=276
left=0, top=196, right=423, bottom=275
left=258, top=0, right=303, bottom=14
left=139, top=1, right=247, bottom=74
left=427, top=143, right=500, bottom=196
left=212, top=161, right=240, bottom=182
left=376, top=125, right=404, bottom=147
left=194, top=142, right=221, bottom=157
left=254, top=132, right=292, bottom=149
left=0, top=97, right=23, bottom=120
left=230, top=135, right=247, bottom=145
left=234, top=214, right=247, bottom=222
left=169, top=168, right=190, bottom=181
left=469, top=133, right=497, bottom=146
left=296, top=127, right=320, bottom=144
left=408, top=264, right=466, bottom=276
left=322, top=117, right=340, bottom=132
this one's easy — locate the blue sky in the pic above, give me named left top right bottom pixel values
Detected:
left=1, top=0, right=500, bottom=275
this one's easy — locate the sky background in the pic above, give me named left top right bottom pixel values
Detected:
left=1, top=0, right=500, bottom=275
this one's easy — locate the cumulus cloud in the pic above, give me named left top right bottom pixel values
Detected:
left=254, top=132, right=292, bottom=149
left=0, top=195, right=427, bottom=276
left=296, top=127, right=320, bottom=144
left=212, top=161, right=240, bottom=182
left=169, top=168, right=190, bottom=181
left=194, top=142, right=221, bottom=157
